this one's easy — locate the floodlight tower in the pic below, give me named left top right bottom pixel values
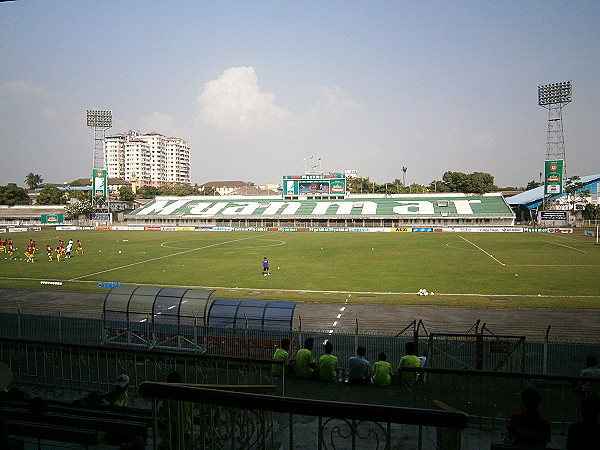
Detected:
left=538, top=81, right=571, bottom=167
left=87, top=109, right=112, bottom=170
left=86, top=109, right=112, bottom=212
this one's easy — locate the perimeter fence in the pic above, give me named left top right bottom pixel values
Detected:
left=0, top=311, right=597, bottom=377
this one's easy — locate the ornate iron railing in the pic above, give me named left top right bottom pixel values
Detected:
left=139, top=382, right=468, bottom=449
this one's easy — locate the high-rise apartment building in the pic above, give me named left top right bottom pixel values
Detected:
left=104, top=131, right=190, bottom=186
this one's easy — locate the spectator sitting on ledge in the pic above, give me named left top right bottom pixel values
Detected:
left=295, top=337, right=318, bottom=379
left=348, top=346, right=371, bottom=384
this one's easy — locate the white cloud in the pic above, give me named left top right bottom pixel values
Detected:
left=139, top=112, right=176, bottom=133
left=1, top=80, right=50, bottom=97
left=196, top=66, right=290, bottom=132
left=297, top=85, right=362, bottom=127
left=139, top=112, right=191, bottom=138
left=317, top=86, right=361, bottom=112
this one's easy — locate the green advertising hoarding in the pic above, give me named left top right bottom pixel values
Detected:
left=93, top=169, right=107, bottom=198
left=544, top=160, right=564, bottom=195
left=40, top=214, right=64, bottom=224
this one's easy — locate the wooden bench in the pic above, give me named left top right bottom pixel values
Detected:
left=3, top=399, right=151, bottom=448
left=6, top=420, right=99, bottom=448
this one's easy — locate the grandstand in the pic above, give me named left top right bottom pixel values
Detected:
left=125, top=193, right=515, bottom=229
left=508, top=172, right=600, bottom=222
left=0, top=205, right=67, bottom=227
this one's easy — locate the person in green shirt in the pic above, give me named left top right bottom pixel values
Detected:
left=372, top=352, right=393, bottom=386
left=102, top=374, right=129, bottom=407
left=317, top=341, right=338, bottom=382
left=158, top=371, right=193, bottom=444
left=398, top=342, right=421, bottom=386
left=272, top=338, right=291, bottom=377
left=295, top=337, right=317, bottom=378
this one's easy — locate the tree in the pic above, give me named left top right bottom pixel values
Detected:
left=584, top=204, right=600, bottom=222
left=36, top=186, right=67, bottom=205
left=526, top=180, right=543, bottom=190
left=65, top=198, right=94, bottom=219
left=428, top=180, right=450, bottom=193
left=166, top=184, right=199, bottom=196
left=0, top=183, right=30, bottom=205
left=440, top=171, right=497, bottom=194
left=199, top=186, right=219, bottom=196
left=346, top=177, right=371, bottom=194
left=564, top=176, right=590, bottom=213
left=137, top=185, right=162, bottom=199
left=24, top=173, right=43, bottom=190
left=118, top=186, right=136, bottom=202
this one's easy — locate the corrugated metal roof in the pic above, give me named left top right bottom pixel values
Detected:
left=507, top=173, right=600, bottom=208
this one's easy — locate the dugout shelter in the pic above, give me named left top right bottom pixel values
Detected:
left=102, top=285, right=296, bottom=351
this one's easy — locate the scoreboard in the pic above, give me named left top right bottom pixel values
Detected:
left=283, top=173, right=346, bottom=197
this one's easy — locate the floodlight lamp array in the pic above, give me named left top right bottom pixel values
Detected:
left=86, top=109, right=112, bottom=127
left=538, top=81, right=572, bottom=106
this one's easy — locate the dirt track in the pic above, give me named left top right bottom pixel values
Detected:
left=0, top=287, right=598, bottom=341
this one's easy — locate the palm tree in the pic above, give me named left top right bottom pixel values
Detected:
left=24, top=173, right=43, bottom=190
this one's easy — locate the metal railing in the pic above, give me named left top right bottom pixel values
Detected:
left=139, top=382, right=469, bottom=450
left=0, top=337, right=280, bottom=397
left=400, top=366, right=600, bottom=437
left=0, top=311, right=598, bottom=377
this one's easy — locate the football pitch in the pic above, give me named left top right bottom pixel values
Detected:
left=1, top=230, right=599, bottom=309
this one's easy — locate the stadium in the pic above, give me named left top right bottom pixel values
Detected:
left=2, top=186, right=600, bottom=448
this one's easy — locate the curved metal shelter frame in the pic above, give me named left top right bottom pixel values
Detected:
left=207, top=298, right=296, bottom=330
left=103, top=285, right=214, bottom=326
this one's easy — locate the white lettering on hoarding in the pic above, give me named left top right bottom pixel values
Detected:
left=262, top=202, right=301, bottom=215
left=393, top=201, right=434, bottom=215
left=222, top=202, right=261, bottom=215
left=360, top=201, right=378, bottom=214
left=135, top=197, right=492, bottom=217
left=311, top=202, right=353, bottom=215
left=189, top=203, right=228, bottom=216
left=451, top=200, right=481, bottom=215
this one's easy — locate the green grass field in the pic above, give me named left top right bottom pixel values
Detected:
left=1, top=230, right=599, bottom=308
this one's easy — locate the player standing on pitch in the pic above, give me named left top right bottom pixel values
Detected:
left=262, top=257, right=270, bottom=276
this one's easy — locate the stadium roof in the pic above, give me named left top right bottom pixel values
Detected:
left=507, top=173, right=600, bottom=209
left=128, top=193, right=515, bottom=219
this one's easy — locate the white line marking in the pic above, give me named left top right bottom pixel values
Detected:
left=459, top=236, right=505, bottom=266
left=340, top=307, right=346, bottom=311
left=333, top=321, right=338, bottom=326
left=543, top=240, right=587, bottom=253
left=161, top=238, right=287, bottom=250
left=69, top=233, right=272, bottom=281
left=2, top=277, right=600, bottom=299
left=337, top=314, right=342, bottom=318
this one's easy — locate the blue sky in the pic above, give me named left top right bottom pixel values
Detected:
left=1, top=1, right=598, bottom=188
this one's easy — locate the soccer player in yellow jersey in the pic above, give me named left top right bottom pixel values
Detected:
left=25, top=246, right=35, bottom=263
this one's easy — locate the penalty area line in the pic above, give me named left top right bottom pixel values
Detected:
left=69, top=233, right=272, bottom=281
left=543, top=240, right=588, bottom=253
left=458, top=236, right=505, bottom=266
